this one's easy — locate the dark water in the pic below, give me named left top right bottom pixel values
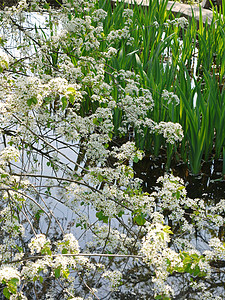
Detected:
left=110, top=155, right=225, bottom=300
left=134, top=154, right=225, bottom=201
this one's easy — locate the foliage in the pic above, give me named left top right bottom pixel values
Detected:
left=0, top=0, right=224, bottom=299
left=103, top=0, right=225, bottom=174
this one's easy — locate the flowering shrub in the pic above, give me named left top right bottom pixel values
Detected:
left=0, top=0, right=224, bottom=299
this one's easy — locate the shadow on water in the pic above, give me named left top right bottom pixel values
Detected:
left=134, top=153, right=225, bottom=201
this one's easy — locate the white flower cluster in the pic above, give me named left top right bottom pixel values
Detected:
left=141, top=222, right=171, bottom=263
left=0, top=207, right=25, bottom=238
left=162, top=89, right=180, bottom=105
left=122, top=9, right=133, bottom=25
left=5, top=77, right=44, bottom=114
left=0, top=146, right=20, bottom=162
left=151, top=174, right=225, bottom=235
left=71, top=162, right=149, bottom=218
left=140, top=221, right=176, bottom=297
left=47, top=78, right=81, bottom=99
left=0, top=49, right=9, bottom=70
left=85, top=133, right=110, bottom=164
left=62, top=12, right=105, bottom=51
left=17, top=0, right=28, bottom=9
left=107, top=26, right=134, bottom=45
left=114, top=70, right=155, bottom=134
left=154, top=121, right=184, bottom=144
left=204, top=238, right=225, bottom=261
left=104, top=47, right=118, bottom=58
left=112, top=141, right=143, bottom=162
left=56, top=233, right=80, bottom=254
left=102, top=270, right=122, bottom=290
left=21, top=231, right=92, bottom=283
left=153, top=174, right=187, bottom=221
left=28, top=234, right=51, bottom=254
left=63, top=17, right=87, bottom=35
left=0, top=0, right=224, bottom=298
left=62, top=0, right=95, bottom=13
left=211, top=199, right=225, bottom=214
left=3, top=74, right=83, bottom=117
left=21, top=258, right=50, bottom=280
left=0, top=267, right=21, bottom=284
left=92, top=9, right=108, bottom=22
left=122, top=9, right=133, bottom=19
left=88, top=224, right=136, bottom=254
left=165, top=17, right=189, bottom=28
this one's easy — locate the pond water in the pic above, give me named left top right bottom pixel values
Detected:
left=134, top=154, right=225, bottom=201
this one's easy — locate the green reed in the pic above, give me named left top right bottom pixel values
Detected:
left=98, top=0, right=225, bottom=174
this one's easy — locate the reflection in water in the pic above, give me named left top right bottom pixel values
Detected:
left=134, top=153, right=225, bottom=201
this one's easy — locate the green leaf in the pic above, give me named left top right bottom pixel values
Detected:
left=27, top=96, right=38, bottom=106
left=67, top=87, right=76, bottom=93
left=176, top=191, right=180, bottom=199
left=108, top=132, right=113, bottom=139
left=68, top=94, right=75, bottom=105
left=96, top=211, right=109, bottom=224
left=133, top=156, right=139, bottom=163
left=193, top=266, right=200, bottom=276
left=133, top=213, right=146, bottom=226
left=184, top=263, right=193, bottom=274
left=117, top=210, right=124, bottom=217
left=43, top=3, right=50, bottom=9
left=16, top=246, right=23, bottom=252
left=163, top=226, right=173, bottom=235
left=97, top=174, right=104, bottom=182
left=35, top=209, right=44, bottom=220
left=62, top=248, right=68, bottom=254
left=62, top=269, right=70, bottom=279
left=93, top=117, right=99, bottom=125
left=9, top=278, right=19, bottom=286
left=61, top=96, right=67, bottom=110
left=46, top=248, right=52, bottom=255
left=54, top=267, right=61, bottom=279
left=1, top=173, right=8, bottom=178
left=3, top=287, right=10, bottom=299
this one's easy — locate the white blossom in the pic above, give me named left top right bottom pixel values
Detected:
left=102, top=270, right=122, bottom=289
left=0, top=50, right=9, bottom=69
left=154, top=121, right=184, bottom=144
left=0, top=267, right=21, bottom=283
left=0, top=146, right=20, bottom=162
left=28, top=234, right=51, bottom=254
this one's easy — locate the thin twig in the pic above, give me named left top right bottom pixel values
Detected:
left=9, top=252, right=142, bottom=264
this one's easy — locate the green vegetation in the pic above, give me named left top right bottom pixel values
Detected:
left=97, top=0, right=225, bottom=174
